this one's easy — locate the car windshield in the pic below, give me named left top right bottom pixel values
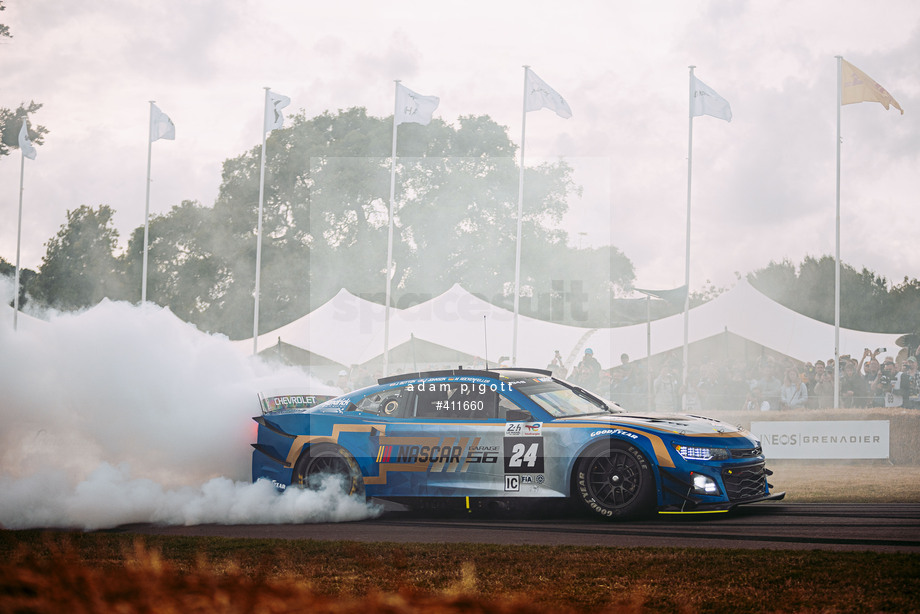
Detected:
left=513, top=379, right=619, bottom=417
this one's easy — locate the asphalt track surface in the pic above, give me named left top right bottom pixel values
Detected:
left=116, top=502, right=920, bottom=552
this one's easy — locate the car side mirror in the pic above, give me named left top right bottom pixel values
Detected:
left=505, top=408, right=534, bottom=422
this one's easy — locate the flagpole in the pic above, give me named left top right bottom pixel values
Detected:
left=682, top=66, right=695, bottom=385
left=646, top=294, right=652, bottom=413
left=13, top=148, right=25, bottom=331
left=834, top=56, right=842, bottom=409
left=253, top=87, right=270, bottom=355
left=384, top=80, right=400, bottom=377
left=142, top=100, right=154, bottom=304
left=513, top=65, right=529, bottom=367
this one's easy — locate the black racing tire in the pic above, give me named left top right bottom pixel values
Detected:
left=293, top=445, right=365, bottom=498
left=574, top=440, right=655, bottom=520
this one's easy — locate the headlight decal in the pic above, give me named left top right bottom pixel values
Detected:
left=672, top=443, right=729, bottom=461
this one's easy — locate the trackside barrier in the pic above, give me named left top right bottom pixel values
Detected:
left=705, top=408, right=919, bottom=465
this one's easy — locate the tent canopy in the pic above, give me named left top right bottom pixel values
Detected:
left=238, top=280, right=903, bottom=371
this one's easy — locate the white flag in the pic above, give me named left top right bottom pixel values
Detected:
left=525, top=68, right=572, bottom=119
left=150, top=103, right=176, bottom=142
left=18, top=119, right=36, bottom=160
left=395, top=83, right=439, bottom=125
left=265, top=90, right=291, bottom=132
left=690, top=75, right=732, bottom=122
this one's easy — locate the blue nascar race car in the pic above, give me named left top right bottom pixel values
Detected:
left=252, top=368, right=784, bottom=519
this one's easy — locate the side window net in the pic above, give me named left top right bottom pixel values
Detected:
left=355, top=386, right=412, bottom=417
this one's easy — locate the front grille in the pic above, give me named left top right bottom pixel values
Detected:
left=722, top=462, right=767, bottom=501
left=730, top=446, right=762, bottom=459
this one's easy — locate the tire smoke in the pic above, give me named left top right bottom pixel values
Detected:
left=0, top=291, right=379, bottom=529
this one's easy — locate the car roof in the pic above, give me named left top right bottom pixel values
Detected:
left=376, top=367, right=552, bottom=386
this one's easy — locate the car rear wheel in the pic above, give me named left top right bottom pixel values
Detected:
left=575, top=441, right=655, bottom=520
left=294, top=445, right=365, bottom=497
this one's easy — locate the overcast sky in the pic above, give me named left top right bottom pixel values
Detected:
left=1, top=0, right=917, bottom=294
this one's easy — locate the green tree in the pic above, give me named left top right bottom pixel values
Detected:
left=884, top=277, right=920, bottom=334
left=121, top=200, right=232, bottom=328
left=0, top=4, right=49, bottom=158
left=30, top=205, right=126, bottom=310
left=0, top=101, right=48, bottom=158
left=748, top=255, right=917, bottom=333
left=0, top=256, right=35, bottom=309
left=0, top=1, right=9, bottom=43
left=123, top=107, right=625, bottom=338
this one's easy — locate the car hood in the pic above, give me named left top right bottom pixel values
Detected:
left=553, top=412, right=745, bottom=436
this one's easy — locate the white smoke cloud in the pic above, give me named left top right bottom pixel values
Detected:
left=0, top=291, right=379, bottom=530
left=0, top=466, right=375, bottom=530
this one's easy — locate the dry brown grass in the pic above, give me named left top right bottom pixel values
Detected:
left=2, top=531, right=919, bottom=613
left=0, top=536, right=562, bottom=614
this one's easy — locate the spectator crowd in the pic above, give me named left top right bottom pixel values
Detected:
left=324, top=345, right=919, bottom=414
left=563, top=346, right=920, bottom=413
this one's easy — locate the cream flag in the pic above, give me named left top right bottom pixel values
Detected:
left=841, top=59, right=903, bottom=114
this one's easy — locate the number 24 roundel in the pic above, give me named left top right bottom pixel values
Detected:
left=503, top=437, right=544, bottom=473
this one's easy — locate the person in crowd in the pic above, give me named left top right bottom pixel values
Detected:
left=780, top=366, right=808, bottom=410
left=693, top=362, right=720, bottom=411
left=872, top=358, right=901, bottom=408
left=619, top=353, right=633, bottom=375
left=547, top=350, right=566, bottom=378
left=350, top=365, right=374, bottom=389
left=608, top=360, right=638, bottom=410
left=840, top=360, right=868, bottom=408
left=681, top=367, right=703, bottom=412
left=863, top=356, right=880, bottom=382
left=897, top=355, right=919, bottom=410
left=653, top=362, right=680, bottom=412
left=813, top=368, right=835, bottom=408
left=861, top=356, right=881, bottom=407
left=742, top=385, right=767, bottom=411
left=754, top=361, right=782, bottom=411
left=336, top=369, right=350, bottom=392
left=800, top=362, right=816, bottom=404
left=576, top=348, right=601, bottom=391
left=721, top=363, right=751, bottom=411
left=805, top=361, right=823, bottom=407
left=608, top=368, right=629, bottom=406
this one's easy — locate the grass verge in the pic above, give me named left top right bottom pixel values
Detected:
left=2, top=530, right=919, bottom=613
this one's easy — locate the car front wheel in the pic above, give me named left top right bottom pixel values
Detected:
left=575, top=441, right=655, bottom=520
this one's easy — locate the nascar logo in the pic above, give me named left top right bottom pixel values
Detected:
left=375, top=437, right=498, bottom=471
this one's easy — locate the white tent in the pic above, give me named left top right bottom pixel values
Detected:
left=238, top=288, right=386, bottom=367
left=238, top=280, right=903, bottom=371
left=357, top=284, right=592, bottom=369
left=582, top=279, right=902, bottom=368
left=0, top=303, right=48, bottom=335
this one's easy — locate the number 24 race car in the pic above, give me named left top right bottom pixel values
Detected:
left=251, top=368, right=784, bottom=519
